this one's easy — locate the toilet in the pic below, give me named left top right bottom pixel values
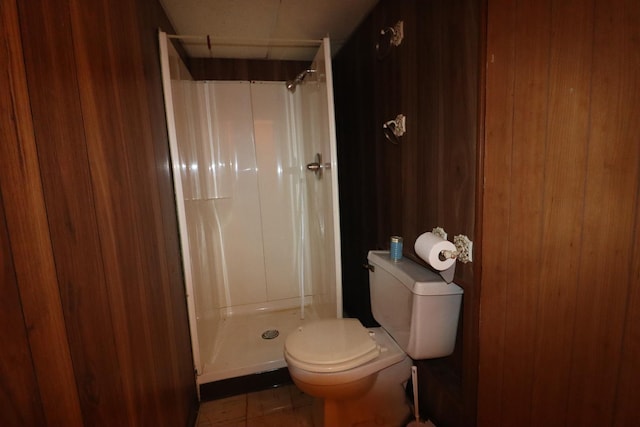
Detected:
left=284, top=250, right=464, bottom=427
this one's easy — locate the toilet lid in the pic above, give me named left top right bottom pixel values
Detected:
left=284, top=319, right=380, bottom=373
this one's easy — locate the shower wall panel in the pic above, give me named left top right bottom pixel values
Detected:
left=164, top=41, right=341, bottom=385
left=299, top=86, right=331, bottom=316
left=179, top=48, right=342, bottom=324
left=172, top=81, right=230, bottom=200
left=183, top=201, right=223, bottom=316
left=164, top=38, right=210, bottom=378
left=197, top=82, right=267, bottom=311
left=251, top=82, right=311, bottom=302
left=177, top=81, right=313, bottom=316
left=298, top=40, right=341, bottom=319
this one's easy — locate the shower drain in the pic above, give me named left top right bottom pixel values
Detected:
left=261, top=329, right=279, bottom=340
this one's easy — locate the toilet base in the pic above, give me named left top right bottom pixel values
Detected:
left=312, top=356, right=412, bottom=427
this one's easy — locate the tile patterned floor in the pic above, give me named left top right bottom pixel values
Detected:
left=196, top=384, right=317, bottom=427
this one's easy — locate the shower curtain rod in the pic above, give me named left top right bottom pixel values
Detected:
left=167, top=34, right=322, bottom=48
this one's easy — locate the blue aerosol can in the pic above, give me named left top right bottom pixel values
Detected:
left=390, top=236, right=403, bottom=261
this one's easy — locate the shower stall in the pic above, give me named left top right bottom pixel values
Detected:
left=158, top=32, right=342, bottom=388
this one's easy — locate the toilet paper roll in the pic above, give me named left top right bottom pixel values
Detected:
left=414, top=232, right=457, bottom=271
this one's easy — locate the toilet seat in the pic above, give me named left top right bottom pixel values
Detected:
left=284, top=319, right=380, bottom=373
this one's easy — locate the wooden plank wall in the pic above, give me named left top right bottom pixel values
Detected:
left=1, top=0, right=196, bottom=425
left=333, top=4, right=379, bottom=327
left=333, top=1, right=480, bottom=425
left=188, top=58, right=310, bottom=82
left=479, top=0, right=640, bottom=425
left=0, top=2, right=83, bottom=424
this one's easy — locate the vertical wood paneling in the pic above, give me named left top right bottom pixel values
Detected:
left=615, top=198, right=640, bottom=426
left=65, top=0, right=194, bottom=423
left=372, top=2, right=403, bottom=250
left=17, top=1, right=126, bottom=423
left=530, top=0, right=594, bottom=423
left=414, top=1, right=480, bottom=424
left=10, top=0, right=196, bottom=425
left=612, top=3, right=640, bottom=424
left=0, top=183, right=45, bottom=426
left=0, top=1, right=83, bottom=425
left=416, top=0, right=443, bottom=237
left=481, top=0, right=640, bottom=425
left=333, top=11, right=379, bottom=326
left=499, top=0, right=551, bottom=424
left=397, top=1, right=419, bottom=245
left=477, top=0, right=515, bottom=423
left=335, top=1, right=480, bottom=425
left=567, top=0, right=640, bottom=423
left=188, top=58, right=310, bottom=81
left=134, top=1, right=196, bottom=415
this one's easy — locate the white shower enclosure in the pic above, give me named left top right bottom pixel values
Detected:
left=159, top=32, right=342, bottom=387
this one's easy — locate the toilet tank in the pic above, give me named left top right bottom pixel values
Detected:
left=367, top=250, right=463, bottom=359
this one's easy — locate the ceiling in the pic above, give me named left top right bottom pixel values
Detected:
left=159, top=0, right=378, bottom=60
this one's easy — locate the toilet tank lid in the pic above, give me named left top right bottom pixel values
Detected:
left=367, top=250, right=463, bottom=296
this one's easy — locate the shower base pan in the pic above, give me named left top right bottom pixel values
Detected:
left=198, top=306, right=318, bottom=386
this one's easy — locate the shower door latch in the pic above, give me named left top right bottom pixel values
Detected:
left=306, top=153, right=330, bottom=179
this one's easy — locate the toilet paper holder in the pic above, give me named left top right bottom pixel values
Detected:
left=432, top=228, right=473, bottom=263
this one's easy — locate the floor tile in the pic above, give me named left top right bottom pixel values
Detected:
left=196, top=384, right=316, bottom=427
left=289, top=384, right=315, bottom=408
left=247, top=407, right=314, bottom=427
left=247, top=386, right=293, bottom=418
left=198, top=394, right=246, bottom=426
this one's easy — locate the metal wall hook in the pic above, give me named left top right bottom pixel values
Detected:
left=375, top=21, right=404, bottom=60
left=382, top=114, right=406, bottom=145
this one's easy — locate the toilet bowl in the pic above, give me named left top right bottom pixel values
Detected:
left=284, top=319, right=412, bottom=426
left=285, top=319, right=407, bottom=397
left=284, top=250, right=464, bottom=427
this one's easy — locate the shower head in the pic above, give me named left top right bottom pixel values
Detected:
left=286, top=69, right=316, bottom=92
